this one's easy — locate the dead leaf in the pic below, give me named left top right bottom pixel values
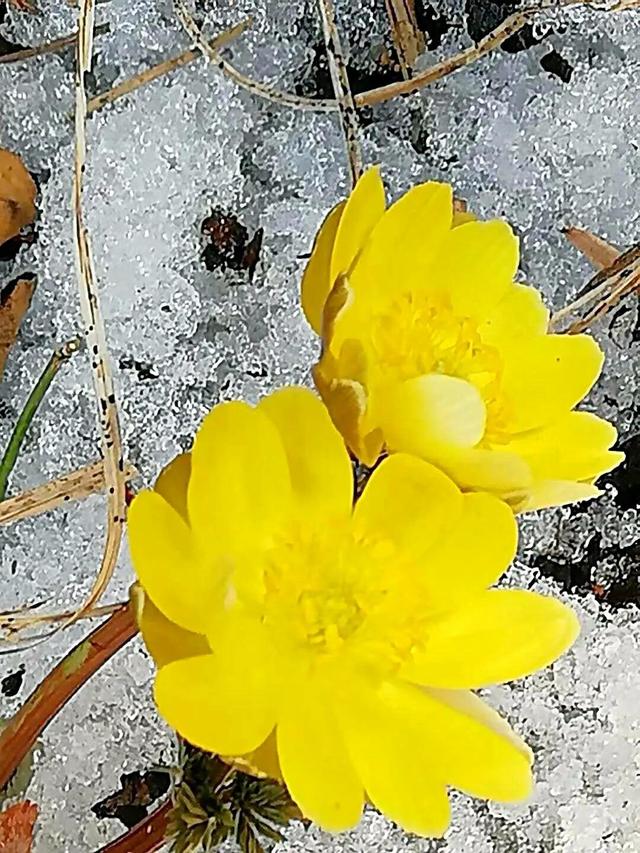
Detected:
left=7, top=0, right=38, bottom=13
left=0, top=801, right=38, bottom=853
left=201, top=209, right=263, bottom=280
left=562, top=226, right=621, bottom=270
left=91, top=770, right=171, bottom=829
left=0, top=274, right=36, bottom=378
left=0, top=149, right=36, bottom=247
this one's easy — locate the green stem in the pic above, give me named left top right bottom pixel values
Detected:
left=0, top=337, right=82, bottom=501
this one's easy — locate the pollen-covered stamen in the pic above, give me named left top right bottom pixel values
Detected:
left=370, top=291, right=512, bottom=444
left=262, top=527, right=424, bottom=666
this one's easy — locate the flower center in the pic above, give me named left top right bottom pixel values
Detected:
left=369, top=291, right=510, bottom=444
left=261, top=526, right=426, bottom=671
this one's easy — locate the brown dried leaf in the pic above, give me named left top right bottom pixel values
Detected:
left=562, top=226, right=620, bottom=270
left=0, top=274, right=36, bottom=377
left=91, top=770, right=171, bottom=829
left=0, top=149, right=36, bottom=247
left=0, top=801, right=38, bottom=853
left=7, top=0, right=39, bottom=13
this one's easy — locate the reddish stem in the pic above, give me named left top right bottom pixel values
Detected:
left=0, top=604, right=138, bottom=790
left=97, top=800, right=171, bottom=853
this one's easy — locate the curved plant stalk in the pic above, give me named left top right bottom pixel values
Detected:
left=0, top=604, right=138, bottom=791
left=173, top=0, right=335, bottom=112
left=68, top=0, right=127, bottom=627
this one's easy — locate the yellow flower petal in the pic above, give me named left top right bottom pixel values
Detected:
left=353, top=454, right=463, bottom=558
left=337, top=679, right=451, bottom=837
left=339, top=678, right=531, bottom=810
left=138, top=590, right=209, bottom=668
left=514, top=480, right=602, bottom=513
left=349, top=181, right=453, bottom=302
left=375, top=374, right=487, bottom=457
left=480, top=282, right=549, bottom=351
left=505, top=411, right=623, bottom=481
left=154, top=452, right=191, bottom=521
left=424, top=492, right=517, bottom=606
left=155, top=617, right=278, bottom=755
left=418, top=687, right=532, bottom=800
left=330, top=166, right=386, bottom=284
left=436, top=446, right=532, bottom=494
left=403, top=589, right=580, bottom=689
left=432, top=220, right=519, bottom=319
left=257, top=386, right=353, bottom=521
left=128, top=490, right=220, bottom=634
left=188, top=401, right=292, bottom=552
left=301, top=201, right=345, bottom=335
left=501, top=334, right=604, bottom=433
left=277, top=681, right=363, bottom=831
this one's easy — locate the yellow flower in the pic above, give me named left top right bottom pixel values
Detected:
left=128, top=386, right=579, bottom=836
left=301, top=168, right=623, bottom=512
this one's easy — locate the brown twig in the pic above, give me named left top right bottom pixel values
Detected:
left=0, top=459, right=137, bottom=527
left=316, top=0, right=363, bottom=185
left=383, top=0, right=423, bottom=78
left=86, top=20, right=250, bottom=115
left=355, top=7, right=542, bottom=106
left=97, top=800, right=171, bottom=853
left=0, top=604, right=138, bottom=791
left=0, top=22, right=109, bottom=65
left=551, top=243, right=640, bottom=333
left=0, top=601, right=126, bottom=638
left=172, top=0, right=335, bottom=112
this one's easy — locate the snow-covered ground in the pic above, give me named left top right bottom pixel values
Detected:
left=1, top=0, right=639, bottom=849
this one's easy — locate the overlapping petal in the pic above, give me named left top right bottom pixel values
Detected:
left=431, top=219, right=519, bottom=319
left=155, top=614, right=279, bottom=756
left=374, top=374, right=487, bottom=457
left=422, top=492, right=518, bottom=605
left=505, top=411, right=623, bottom=481
left=338, top=678, right=531, bottom=816
left=188, top=400, right=292, bottom=552
left=154, top=451, right=191, bottom=521
left=480, top=283, right=549, bottom=351
left=128, top=490, right=220, bottom=634
left=337, top=678, right=451, bottom=837
left=348, top=181, right=453, bottom=303
left=353, top=453, right=463, bottom=557
left=402, top=589, right=580, bottom=689
left=137, top=591, right=209, bottom=668
left=258, top=386, right=353, bottom=521
left=501, top=334, right=604, bottom=433
left=277, top=681, right=363, bottom=831
left=330, top=167, right=386, bottom=285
